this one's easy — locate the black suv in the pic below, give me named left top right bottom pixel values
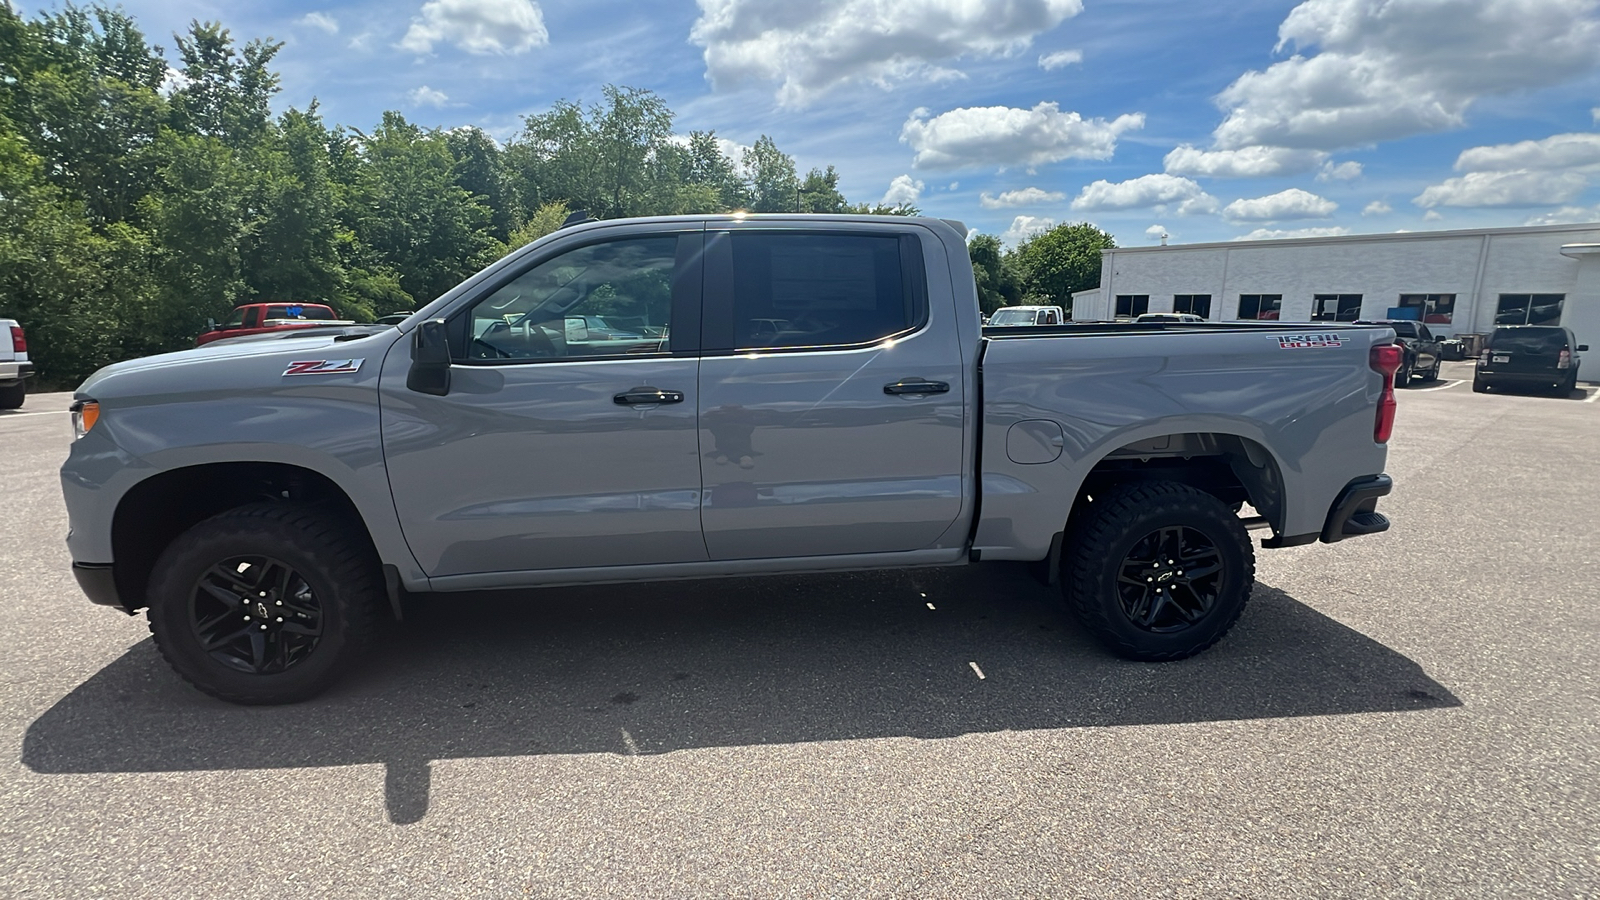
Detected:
left=1474, top=326, right=1587, bottom=394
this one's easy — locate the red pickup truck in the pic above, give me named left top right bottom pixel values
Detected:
left=196, top=303, right=353, bottom=346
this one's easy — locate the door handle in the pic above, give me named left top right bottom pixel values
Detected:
left=883, top=380, right=950, bottom=395
left=614, top=388, right=685, bottom=405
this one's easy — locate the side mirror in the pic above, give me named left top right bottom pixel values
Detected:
left=407, top=319, right=452, bottom=396
left=564, top=317, right=589, bottom=342
left=205, top=318, right=218, bottom=333
left=1579, top=344, right=1590, bottom=352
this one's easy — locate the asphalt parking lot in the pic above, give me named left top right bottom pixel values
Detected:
left=2, top=362, right=1597, bottom=898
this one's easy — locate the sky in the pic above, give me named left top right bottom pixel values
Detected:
left=33, top=0, right=1600, bottom=247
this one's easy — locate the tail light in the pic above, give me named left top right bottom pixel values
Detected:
left=1557, top=348, right=1571, bottom=369
left=9, top=326, right=23, bottom=354
left=1370, top=343, right=1403, bottom=443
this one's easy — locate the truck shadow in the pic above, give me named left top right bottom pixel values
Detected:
left=23, top=565, right=1458, bottom=824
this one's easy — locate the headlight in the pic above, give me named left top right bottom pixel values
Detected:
left=70, top=400, right=99, bottom=439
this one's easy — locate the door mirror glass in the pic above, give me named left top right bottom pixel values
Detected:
left=205, top=318, right=218, bottom=333
left=1579, top=344, right=1590, bottom=352
left=408, top=319, right=452, bottom=396
left=564, top=317, right=590, bottom=342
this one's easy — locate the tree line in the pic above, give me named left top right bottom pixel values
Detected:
left=0, top=5, right=1108, bottom=387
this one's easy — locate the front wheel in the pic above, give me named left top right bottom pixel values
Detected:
left=146, top=502, right=384, bottom=704
left=1061, top=482, right=1254, bottom=661
left=1423, top=358, right=1442, bottom=382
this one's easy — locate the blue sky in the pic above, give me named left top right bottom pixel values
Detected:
left=37, top=0, right=1600, bottom=246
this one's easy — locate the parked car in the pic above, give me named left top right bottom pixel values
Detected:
left=1474, top=325, right=1587, bottom=393
left=987, top=305, right=1065, bottom=326
left=1355, top=320, right=1442, bottom=385
left=0, top=318, right=32, bottom=409
left=1135, top=313, right=1205, bottom=324
left=63, top=214, right=1399, bottom=704
left=197, top=303, right=355, bottom=346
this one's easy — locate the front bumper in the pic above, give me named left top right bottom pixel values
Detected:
left=72, top=562, right=127, bottom=611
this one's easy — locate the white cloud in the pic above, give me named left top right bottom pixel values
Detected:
left=1071, top=173, right=1217, bottom=214
left=902, top=103, right=1142, bottom=170
left=1453, top=132, right=1600, bottom=172
left=692, top=0, right=1084, bottom=106
left=1223, top=188, right=1338, bottom=222
left=1413, top=170, right=1588, bottom=207
left=1316, top=160, right=1362, bottom=181
left=1163, top=145, right=1324, bottom=178
left=298, top=12, right=339, bottom=34
left=948, top=182, right=959, bottom=190
left=1232, top=226, right=1351, bottom=241
left=400, top=0, right=548, bottom=55
left=881, top=174, right=925, bottom=207
left=1423, top=210, right=1444, bottom=221
left=158, top=66, right=188, bottom=97
left=1039, top=49, right=1083, bottom=70
left=408, top=85, right=449, bottom=107
left=348, top=32, right=373, bottom=51
left=1594, top=107, right=1600, bottom=123
left=980, top=187, right=1066, bottom=208
left=1210, top=0, right=1600, bottom=152
left=1001, top=215, right=1056, bottom=246
left=1362, top=199, right=1391, bottom=216
left=1523, top=204, right=1600, bottom=225
left=1144, top=224, right=1168, bottom=239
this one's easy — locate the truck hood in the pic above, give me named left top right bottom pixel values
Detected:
left=77, top=327, right=404, bottom=399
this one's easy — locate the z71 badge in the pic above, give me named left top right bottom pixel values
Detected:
left=283, top=359, right=364, bottom=376
left=1275, top=333, right=1344, bottom=349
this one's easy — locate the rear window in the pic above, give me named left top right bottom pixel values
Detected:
left=989, top=309, right=1038, bottom=326
left=265, top=305, right=335, bottom=320
left=1490, top=327, right=1567, bottom=354
left=1386, top=321, right=1420, bottom=338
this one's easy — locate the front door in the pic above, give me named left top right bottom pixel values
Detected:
left=382, top=228, right=708, bottom=578
left=696, top=227, right=968, bottom=560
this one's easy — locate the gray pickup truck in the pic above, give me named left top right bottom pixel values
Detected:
left=62, top=215, right=1401, bottom=704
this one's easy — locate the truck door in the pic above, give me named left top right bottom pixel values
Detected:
left=696, top=226, right=967, bottom=560
left=381, top=227, right=708, bottom=578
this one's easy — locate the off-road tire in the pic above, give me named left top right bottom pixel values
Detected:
left=147, top=502, right=384, bottom=704
left=0, top=382, right=25, bottom=410
left=1061, top=481, right=1254, bottom=661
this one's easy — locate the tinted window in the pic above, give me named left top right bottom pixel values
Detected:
left=462, top=236, right=676, bottom=361
left=730, top=233, right=917, bottom=349
left=265, top=305, right=335, bottom=320
left=1238, top=294, right=1282, bottom=320
left=1489, top=327, right=1568, bottom=354
left=1388, top=321, right=1420, bottom=338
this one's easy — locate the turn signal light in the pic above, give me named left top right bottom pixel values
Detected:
left=70, top=400, right=99, bottom=439
left=1369, top=344, right=1403, bottom=443
left=1557, top=348, right=1571, bottom=369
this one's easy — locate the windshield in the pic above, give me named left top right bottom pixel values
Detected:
left=265, top=305, right=335, bottom=320
left=989, top=309, right=1038, bottom=325
left=1490, top=327, right=1567, bottom=354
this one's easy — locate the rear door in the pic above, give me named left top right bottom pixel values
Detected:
left=695, top=225, right=967, bottom=560
left=381, top=225, right=708, bottom=578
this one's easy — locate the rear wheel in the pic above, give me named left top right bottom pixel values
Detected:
left=1472, top=376, right=1489, bottom=393
left=1061, top=482, right=1254, bottom=661
left=146, top=502, right=384, bottom=704
left=1396, top=358, right=1413, bottom=387
left=0, top=382, right=24, bottom=410
left=1423, top=358, right=1442, bottom=382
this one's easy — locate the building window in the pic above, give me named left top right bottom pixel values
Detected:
left=1237, top=294, right=1282, bottom=320
left=1398, top=293, right=1456, bottom=324
left=1495, top=293, right=1564, bottom=326
left=1313, top=294, right=1362, bottom=322
left=1115, top=294, right=1150, bottom=318
left=1173, top=294, right=1211, bottom=318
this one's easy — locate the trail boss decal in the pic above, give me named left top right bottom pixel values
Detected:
left=283, top=359, right=364, bottom=376
left=1276, top=333, right=1344, bottom=349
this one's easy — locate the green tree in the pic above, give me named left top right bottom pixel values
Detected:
left=447, top=126, right=520, bottom=241
left=140, top=129, right=254, bottom=333
left=967, top=233, right=1022, bottom=315
left=741, top=135, right=799, bottom=212
left=168, top=21, right=281, bottom=149
left=1010, top=223, right=1115, bottom=311
left=242, top=105, right=345, bottom=306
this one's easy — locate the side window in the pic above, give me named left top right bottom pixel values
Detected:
left=243, top=308, right=262, bottom=328
left=461, top=236, right=678, bottom=361
left=729, top=233, right=920, bottom=349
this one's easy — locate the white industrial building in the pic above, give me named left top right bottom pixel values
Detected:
left=1075, top=223, right=1600, bottom=353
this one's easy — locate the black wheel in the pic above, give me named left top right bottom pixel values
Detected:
left=0, top=381, right=24, bottom=410
left=1396, top=358, right=1412, bottom=387
left=1472, top=377, right=1488, bottom=393
left=1423, top=359, right=1441, bottom=382
left=147, top=503, right=384, bottom=704
left=1062, top=482, right=1254, bottom=661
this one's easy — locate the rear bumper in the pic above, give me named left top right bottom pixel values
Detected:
left=72, top=562, right=128, bottom=612
left=0, top=361, right=33, bottom=383
left=1320, top=474, right=1392, bottom=543
left=1475, top=368, right=1568, bottom=384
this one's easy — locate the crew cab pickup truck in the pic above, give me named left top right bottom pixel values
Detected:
left=0, top=317, right=32, bottom=409
left=1355, top=320, right=1442, bottom=385
left=63, top=215, right=1401, bottom=704
left=196, top=302, right=354, bottom=346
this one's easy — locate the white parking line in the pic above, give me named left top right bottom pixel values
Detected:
left=0, top=410, right=67, bottom=419
left=619, top=728, right=640, bottom=756
left=1410, top=379, right=1464, bottom=392
left=1585, top=388, right=1600, bottom=403
left=968, top=661, right=986, bottom=680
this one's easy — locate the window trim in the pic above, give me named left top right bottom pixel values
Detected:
left=1172, top=294, right=1211, bottom=318
left=701, top=228, right=931, bottom=356
left=1114, top=294, right=1150, bottom=318
left=1494, top=292, right=1564, bottom=327
left=1237, top=293, right=1283, bottom=321
left=447, top=230, right=702, bottom=367
left=1312, top=293, right=1362, bottom=322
